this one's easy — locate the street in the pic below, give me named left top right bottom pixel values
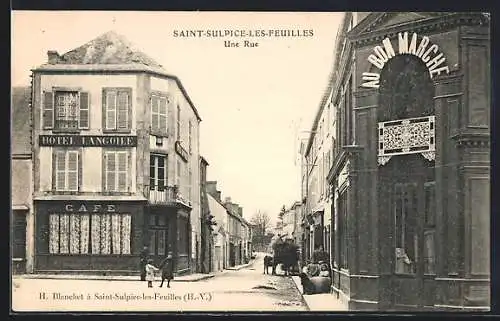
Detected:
left=12, top=254, right=308, bottom=312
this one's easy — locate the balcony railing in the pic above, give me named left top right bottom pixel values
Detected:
left=144, top=185, right=192, bottom=207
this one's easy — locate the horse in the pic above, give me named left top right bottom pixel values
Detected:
left=263, top=255, right=273, bottom=274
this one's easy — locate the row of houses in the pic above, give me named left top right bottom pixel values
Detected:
left=298, top=12, right=490, bottom=311
left=11, top=30, right=252, bottom=276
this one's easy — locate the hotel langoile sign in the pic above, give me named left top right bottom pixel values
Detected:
left=361, top=32, right=451, bottom=89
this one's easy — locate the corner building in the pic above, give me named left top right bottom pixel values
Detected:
left=31, top=31, right=201, bottom=275
left=328, top=13, right=490, bottom=311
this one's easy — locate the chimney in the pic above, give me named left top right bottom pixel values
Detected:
left=238, top=206, right=243, bottom=217
left=224, top=197, right=232, bottom=205
left=206, top=181, right=218, bottom=198
left=216, top=191, right=222, bottom=202
left=47, top=50, right=61, bottom=64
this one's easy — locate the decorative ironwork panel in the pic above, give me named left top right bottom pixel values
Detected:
left=378, top=116, right=436, bottom=166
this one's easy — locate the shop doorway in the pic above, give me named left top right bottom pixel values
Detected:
left=12, top=211, right=27, bottom=273
left=377, top=54, right=436, bottom=309
left=147, top=213, right=170, bottom=265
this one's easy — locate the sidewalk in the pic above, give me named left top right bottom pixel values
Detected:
left=13, top=259, right=255, bottom=282
left=225, top=260, right=255, bottom=271
left=291, top=276, right=348, bottom=311
left=13, top=273, right=216, bottom=282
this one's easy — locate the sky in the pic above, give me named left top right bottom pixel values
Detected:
left=11, top=11, right=343, bottom=225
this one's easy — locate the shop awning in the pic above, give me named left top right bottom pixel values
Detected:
left=34, top=194, right=148, bottom=201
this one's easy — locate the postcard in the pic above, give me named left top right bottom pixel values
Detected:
left=11, top=11, right=491, bottom=313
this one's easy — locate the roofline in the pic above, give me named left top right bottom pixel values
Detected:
left=304, top=12, right=349, bottom=156
left=31, top=64, right=202, bottom=122
left=200, top=155, right=209, bottom=165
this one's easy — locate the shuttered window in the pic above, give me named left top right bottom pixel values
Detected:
left=151, top=95, right=168, bottom=134
left=53, top=150, right=80, bottom=191
left=104, top=150, right=129, bottom=192
left=42, top=90, right=90, bottom=130
left=103, top=88, right=131, bottom=131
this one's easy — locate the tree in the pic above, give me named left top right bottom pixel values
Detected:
left=278, top=205, right=286, bottom=222
left=250, top=210, right=272, bottom=251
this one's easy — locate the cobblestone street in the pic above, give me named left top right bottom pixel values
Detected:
left=12, top=255, right=307, bottom=312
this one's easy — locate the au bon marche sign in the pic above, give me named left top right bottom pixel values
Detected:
left=361, top=32, right=450, bottom=89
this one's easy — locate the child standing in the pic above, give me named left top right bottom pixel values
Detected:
left=145, top=259, right=159, bottom=288
left=158, top=252, right=174, bottom=288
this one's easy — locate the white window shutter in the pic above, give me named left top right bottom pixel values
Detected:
left=159, top=97, right=167, bottom=133
left=79, top=92, right=90, bottom=129
left=106, top=152, right=116, bottom=191
left=67, top=151, right=79, bottom=191
left=151, top=96, right=159, bottom=131
left=117, top=91, right=129, bottom=130
left=55, top=151, right=66, bottom=190
left=117, top=151, right=128, bottom=192
left=106, top=92, right=117, bottom=130
left=43, top=91, right=54, bottom=129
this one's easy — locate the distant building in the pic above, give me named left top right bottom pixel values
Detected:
left=30, top=31, right=202, bottom=275
left=11, top=86, right=34, bottom=274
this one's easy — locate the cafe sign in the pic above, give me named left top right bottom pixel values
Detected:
left=361, top=32, right=450, bottom=89
left=39, top=135, right=137, bottom=147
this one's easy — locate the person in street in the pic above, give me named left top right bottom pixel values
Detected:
left=139, top=246, right=149, bottom=281
left=145, top=259, right=159, bottom=288
left=158, top=252, right=174, bottom=288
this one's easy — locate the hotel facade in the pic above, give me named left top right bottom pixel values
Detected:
left=30, top=31, right=202, bottom=275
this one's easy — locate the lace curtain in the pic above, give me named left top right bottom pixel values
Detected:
left=50, top=213, right=131, bottom=255
left=49, top=214, right=59, bottom=254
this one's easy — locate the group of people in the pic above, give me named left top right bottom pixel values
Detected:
left=299, top=260, right=332, bottom=294
left=140, top=246, right=174, bottom=288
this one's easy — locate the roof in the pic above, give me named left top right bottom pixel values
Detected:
left=54, top=30, right=163, bottom=67
left=304, top=13, right=348, bottom=156
left=11, top=86, right=31, bottom=155
left=33, top=31, right=202, bottom=121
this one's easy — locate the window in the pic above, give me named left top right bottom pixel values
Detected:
left=176, top=160, right=182, bottom=187
left=177, top=104, right=181, bottom=141
left=102, top=88, right=132, bottom=131
left=43, top=90, right=89, bottom=131
left=103, top=150, right=129, bottom=192
left=343, top=78, right=353, bottom=145
left=53, top=149, right=80, bottom=191
left=151, top=94, right=168, bottom=135
left=49, top=214, right=89, bottom=254
left=90, top=213, right=132, bottom=254
left=424, top=181, right=436, bottom=274
left=150, top=154, right=167, bottom=191
left=338, top=189, right=348, bottom=268
left=49, top=213, right=131, bottom=255
left=394, top=183, right=418, bottom=274
left=188, top=169, right=192, bottom=201
left=188, top=120, right=192, bottom=154
left=178, top=217, right=189, bottom=255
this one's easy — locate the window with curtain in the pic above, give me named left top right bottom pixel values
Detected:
left=90, top=213, right=132, bottom=255
left=49, top=213, right=90, bottom=254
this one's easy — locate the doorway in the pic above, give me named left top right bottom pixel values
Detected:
left=147, top=213, right=170, bottom=265
left=12, top=211, right=27, bottom=273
